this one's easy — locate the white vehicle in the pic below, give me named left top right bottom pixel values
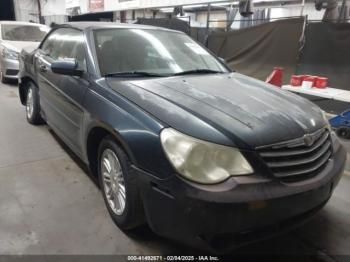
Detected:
left=0, top=21, right=50, bottom=83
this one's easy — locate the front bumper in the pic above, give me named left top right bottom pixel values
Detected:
left=0, top=57, right=19, bottom=79
left=135, top=142, right=346, bottom=253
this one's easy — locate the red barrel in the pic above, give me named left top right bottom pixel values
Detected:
left=301, top=75, right=312, bottom=81
left=290, top=75, right=303, bottom=86
left=314, top=77, right=328, bottom=88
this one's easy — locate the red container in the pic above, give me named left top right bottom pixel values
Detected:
left=290, top=75, right=303, bottom=86
left=301, top=75, right=311, bottom=81
left=314, top=77, right=328, bottom=89
left=266, top=67, right=284, bottom=87
left=304, top=76, right=316, bottom=84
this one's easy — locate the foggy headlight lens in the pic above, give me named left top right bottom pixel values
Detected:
left=2, top=48, right=19, bottom=60
left=160, top=128, right=253, bottom=184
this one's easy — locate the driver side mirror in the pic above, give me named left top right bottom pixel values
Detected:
left=51, top=59, right=83, bottom=77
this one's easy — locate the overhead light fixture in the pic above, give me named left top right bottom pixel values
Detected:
left=183, top=4, right=207, bottom=9
left=212, top=1, right=239, bottom=6
left=182, top=1, right=240, bottom=9
left=159, top=7, right=174, bottom=13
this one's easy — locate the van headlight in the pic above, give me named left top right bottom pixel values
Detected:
left=1, top=48, right=19, bottom=60
left=160, top=128, right=253, bottom=184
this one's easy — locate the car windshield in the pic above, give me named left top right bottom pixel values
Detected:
left=94, top=28, right=228, bottom=77
left=1, top=24, right=49, bottom=42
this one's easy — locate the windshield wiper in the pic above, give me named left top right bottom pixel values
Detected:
left=104, top=71, right=167, bottom=77
left=172, top=69, right=224, bottom=76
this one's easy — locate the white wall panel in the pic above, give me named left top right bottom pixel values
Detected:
left=14, top=0, right=66, bottom=22
left=13, top=0, right=39, bottom=22
left=66, top=0, right=80, bottom=8
left=78, top=0, right=90, bottom=13
left=42, top=0, right=66, bottom=16
left=196, top=10, right=226, bottom=26
left=44, top=15, right=68, bottom=25
left=105, top=0, right=228, bottom=11
left=270, top=4, right=325, bottom=20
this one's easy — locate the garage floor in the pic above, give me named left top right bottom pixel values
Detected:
left=1, top=81, right=350, bottom=258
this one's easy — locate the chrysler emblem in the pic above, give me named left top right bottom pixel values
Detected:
left=303, top=134, right=314, bottom=146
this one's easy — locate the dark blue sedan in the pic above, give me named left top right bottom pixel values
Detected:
left=18, top=22, right=346, bottom=252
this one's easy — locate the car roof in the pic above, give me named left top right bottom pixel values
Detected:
left=57, top=22, right=181, bottom=33
left=0, top=21, right=47, bottom=27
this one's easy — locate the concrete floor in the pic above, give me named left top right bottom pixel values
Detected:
left=1, top=81, right=350, bottom=258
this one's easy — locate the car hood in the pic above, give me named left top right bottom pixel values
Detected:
left=107, top=73, right=326, bottom=149
left=1, top=40, right=40, bottom=53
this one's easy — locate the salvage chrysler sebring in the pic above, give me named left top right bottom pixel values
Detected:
left=18, top=23, right=346, bottom=252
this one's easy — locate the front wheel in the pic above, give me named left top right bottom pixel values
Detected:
left=98, top=136, right=145, bottom=230
left=26, top=82, right=44, bottom=125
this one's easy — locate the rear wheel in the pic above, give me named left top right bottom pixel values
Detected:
left=98, top=136, right=145, bottom=230
left=26, top=82, right=44, bottom=125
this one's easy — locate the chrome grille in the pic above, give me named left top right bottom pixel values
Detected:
left=257, top=128, right=332, bottom=181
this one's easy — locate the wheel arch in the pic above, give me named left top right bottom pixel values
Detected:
left=19, top=76, right=37, bottom=105
left=85, top=124, right=137, bottom=178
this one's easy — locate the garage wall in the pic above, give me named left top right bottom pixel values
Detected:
left=42, top=0, right=67, bottom=25
left=13, top=0, right=67, bottom=25
left=79, top=0, right=90, bottom=14
left=105, top=0, right=232, bottom=11
left=196, top=10, right=226, bottom=27
left=270, top=4, right=325, bottom=20
left=13, top=0, right=40, bottom=22
left=44, top=15, right=68, bottom=25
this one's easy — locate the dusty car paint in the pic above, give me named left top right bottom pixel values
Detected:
left=18, top=22, right=346, bottom=252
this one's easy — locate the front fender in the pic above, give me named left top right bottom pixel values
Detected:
left=82, top=85, right=175, bottom=179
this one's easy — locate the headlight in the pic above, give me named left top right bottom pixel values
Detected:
left=160, top=128, right=253, bottom=184
left=1, top=48, right=19, bottom=60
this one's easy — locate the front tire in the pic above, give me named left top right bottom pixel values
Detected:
left=26, top=82, right=44, bottom=125
left=98, top=136, right=145, bottom=230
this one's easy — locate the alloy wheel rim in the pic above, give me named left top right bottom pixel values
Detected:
left=101, top=149, right=126, bottom=215
left=26, top=88, right=34, bottom=119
